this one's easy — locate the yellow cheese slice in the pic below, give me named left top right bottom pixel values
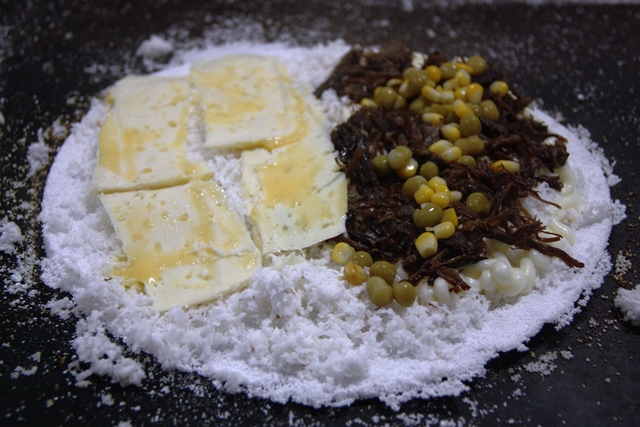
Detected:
left=92, top=75, right=207, bottom=193
left=241, top=97, right=348, bottom=253
left=190, top=55, right=306, bottom=150
left=100, top=179, right=261, bottom=311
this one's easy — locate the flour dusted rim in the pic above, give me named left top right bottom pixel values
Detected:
left=39, top=40, right=624, bottom=409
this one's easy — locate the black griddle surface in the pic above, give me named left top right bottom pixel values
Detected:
left=1, top=1, right=639, bottom=426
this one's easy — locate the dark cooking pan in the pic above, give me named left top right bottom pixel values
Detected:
left=1, top=1, right=639, bottom=425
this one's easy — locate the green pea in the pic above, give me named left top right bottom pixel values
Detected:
left=467, top=55, right=488, bottom=75
left=402, top=176, right=429, bottom=198
left=393, top=281, right=417, bottom=307
left=387, top=146, right=413, bottom=169
left=413, top=203, right=443, bottom=227
left=366, top=276, right=394, bottom=306
left=409, top=97, right=427, bottom=114
left=419, top=161, right=439, bottom=180
left=466, top=192, right=491, bottom=216
left=369, top=261, right=397, bottom=285
left=459, top=113, right=482, bottom=137
left=454, top=135, right=485, bottom=156
left=439, top=62, right=458, bottom=80
left=350, top=250, right=373, bottom=267
left=374, top=86, right=399, bottom=110
left=372, top=155, right=392, bottom=177
left=457, top=155, right=477, bottom=166
left=401, top=68, right=428, bottom=99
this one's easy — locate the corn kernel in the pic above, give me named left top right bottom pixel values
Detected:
left=416, top=232, right=438, bottom=258
left=428, top=176, right=447, bottom=189
left=387, top=77, right=403, bottom=87
left=490, top=80, right=509, bottom=97
left=449, top=191, right=463, bottom=203
left=425, top=65, right=442, bottom=83
left=422, top=112, right=444, bottom=127
left=466, top=83, right=484, bottom=104
left=442, top=207, right=459, bottom=226
left=454, top=62, right=475, bottom=74
left=492, top=159, right=520, bottom=173
left=440, top=123, right=461, bottom=142
left=332, top=242, right=355, bottom=265
left=442, top=78, right=460, bottom=90
left=434, top=221, right=456, bottom=239
left=421, top=86, right=440, bottom=102
left=455, top=69, right=471, bottom=87
left=431, top=192, right=451, bottom=208
left=434, top=184, right=450, bottom=195
left=343, top=262, right=368, bottom=285
left=414, top=184, right=435, bottom=204
left=440, top=146, right=462, bottom=162
left=438, top=89, right=455, bottom=104
left=454, top=86, right=468, bottom=101
left=428, top=139, right=453, bottom=155
left=453, top=99, right=474, bottom=118
left=396, top=158, right=419, bottom=179
left=430, top=103, right=450, bottom=117
left=360, top=97, right=379, bottom=108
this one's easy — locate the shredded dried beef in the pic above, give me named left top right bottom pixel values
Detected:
left=318, top=44, right=583, bottom=291
left=313, top=41, right=413, bottom=102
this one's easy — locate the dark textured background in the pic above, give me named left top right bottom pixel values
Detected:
left=1, top=1, right=639, bottom=425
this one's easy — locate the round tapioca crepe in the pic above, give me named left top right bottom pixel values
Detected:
left=39, top=41, right=625, bottom=409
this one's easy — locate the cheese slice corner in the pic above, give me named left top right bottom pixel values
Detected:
left=100, top=179, right=261, bottom=311
left=92, top=75, right=207, bottom=193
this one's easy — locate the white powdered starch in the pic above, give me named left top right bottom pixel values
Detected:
left=39, top=41, right=625, bottom=409
left=615, top=285, right=640, bottom=326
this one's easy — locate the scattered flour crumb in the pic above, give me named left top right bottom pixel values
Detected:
left=615, top=285, right=640, bottom=326
left=70, top=316, right=145, bottom=387
left=560, top=350, right=574, bottom=360
left=462, top=397, right=479, bottom=418
left=136, top=35, right=174, bottom=60
left=0, top=219, right=23, bottom=254
left=100, top=393, right=115, bottom=406
left=46, top=297, right=76, bottom=320
left=396, top=412, right=424, bottom=426
left=26, top=130, right=52, bottom=178
left=523, top=351, right=558, bottom=376
left=613, top=251, right=632, bottom=282
left=11, top=365, right=38, bottom=378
